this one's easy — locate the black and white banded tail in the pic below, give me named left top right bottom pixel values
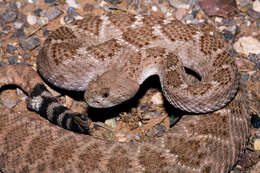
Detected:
left=27, top=83, right=91, bottom=133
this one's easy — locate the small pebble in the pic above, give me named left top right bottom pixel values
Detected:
left=134, top=135, right=141, bottom=140
left=13, top=29, right=25, bottom=38
left=66, top=6, right=82, bottom=20
left=237, top=0, right=250, bottom=8
left=154, top=124, right=166, bottom=136
left=248, top=8, right=260, bottom=19
left=151, top=92, right=163, bottom=105
left=175, top=8, right=187, bottom=20
left=3, top=25, right=11, bottom=31
left=34, top=9, right=42, bottom=16
left=251, top=114, right=260, bottom=128
left=2, top=3, right=18, bottom=23
left=222, top=29, right=235, bottom=41
left=105, top=118, right=117, bottom=128
left=43, top=6, right=62, bottom=20
left=7, top=44, right=17, bottom=53
left=241, top=73, right=249, bottom=81
left=0, top=62, right=7, bottom=67
left=23, top=53, right=30, bottom=59
left=254, top=138, right=260, bottom=150
left=27, top=15, right=37, bottom=25
left=253, top=0, right=260, bottom=13
left=28, top=0, right=37, bottom=3
left=14, top=21, right=24, bottom=29
left=234, top=36, right=260, bottom=55
left=43, top=29, right=49, bottom=36
left=107, top=0, right=121, bottom=4
left=66, top=0, right=80, bottom=9
left=45, top=0, right=56, bottom=3
left=8, top=55, right=18, bottom=64
left=19, top=37, right=40, bottom=50
left=38, top=17, right=49, bottom=25
left=168, top=0, right=190, bottom=9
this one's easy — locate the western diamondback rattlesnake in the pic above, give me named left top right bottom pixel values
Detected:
left=0, top=11, right=250, bottom=172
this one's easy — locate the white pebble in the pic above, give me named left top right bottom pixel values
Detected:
left=253, top=0, right=260, bottom=13
left=234, top=36, right=260, bottom=55
left=254, top=138, right=260, bottom=150
left=27, top=15, right=37, bottom=25
left=66, top=0, right=80, bottom=9
left=152, top=6, right=158, bottom=12
left=28, top=0, right=37, bottom=3
left=14, top=22, right=24, bottom=29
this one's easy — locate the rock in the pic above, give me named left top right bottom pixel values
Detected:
left=222, top=29, right=235, bottom=41
left=19, top=37, right=40, bottom=50
left=3, top=25, right=11, bottom=31
left=248, top=7, right=260, bottom=19
left=251, top=160, right=260, bottom=173
left=43, top=6, right=62, bottom=20
left=2, top=3, right=18, bottom=23
left=105, top=118, right=117, bottom=128
left=33, top=9, right=42, bottom=16
left=241, top=73, right=249, bottom=81
left=28, top=0, right=37, bottom=3
left=7, top=44, right=17, bottom=53
left=253, top=0, right=260, bottom=13
left=236, top=0, right=250, bottom=8
left=45, top=0, right=56, bottom=3
left=234, top=36, right=260, bottom=55
left=151, top=92, right=163, bottom=105
left=154, top=124, right=166, bottom=136
left=254, top=138, right=260, bottom=150
left=175, top=8, right=188, bottom=20
left=248, top=53, right=260, bottom=70
left=23, top=53, right=30, bottom=59
left=168, top=0, right=190, bottom=9
left=27, top=15, right=37, bottom=25
left=14, top=21, right=24, bottom=29
left=8, top=55, right=18, bottom=64
left=66, top=0, right=80, bottom=9
left=13, top=29, right=25, bottom=38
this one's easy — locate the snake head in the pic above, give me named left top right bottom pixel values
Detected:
left=84, top=70, right=139, bottom=108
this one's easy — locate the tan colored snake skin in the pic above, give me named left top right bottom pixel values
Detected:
left=0, top=11, right=250, bottom=172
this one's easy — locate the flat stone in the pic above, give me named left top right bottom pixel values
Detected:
left=2, top=3, right=18, bottom=23
left=234, top=36, right=260, bottom=55
left=27, top=15, right=37, bottom=25
left=13, top=29, right=25, bottom=38
left=19, top=37, right=40, bottom=50
left=253, top=0, right=260, bottom=13
left=7, top=44, right=17, bottom=53
left=66, top=0, right=80, bottom=9
left=14, top=21, right=24, bottom=29
left=8, top=55, right=18, bottom=64
left=45, top=0, right=56, bottom=3
left=43, top=6, right=62, bottom=20
left=168, top=0, right=190, bottom=9
left=254, top=138, right=260, bottom=150
left=236, top=0, right=250, bottom=7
